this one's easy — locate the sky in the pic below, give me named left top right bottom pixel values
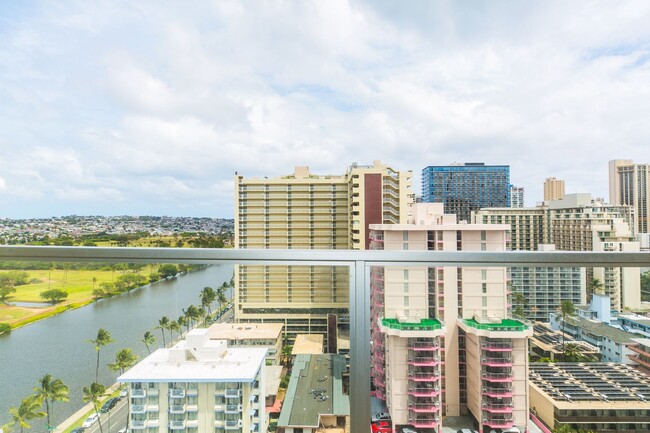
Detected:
left=1, top=1, right=650, bottom=219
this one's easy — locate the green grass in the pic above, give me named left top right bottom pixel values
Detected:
left=0, top=267, right=155, bottom=327
left=463, top=318, right=529, bottom=331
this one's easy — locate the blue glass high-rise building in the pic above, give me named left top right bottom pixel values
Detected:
left=421, top=162, right=510, bottom=222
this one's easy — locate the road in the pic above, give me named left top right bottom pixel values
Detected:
left=87, top=398, right=127, bottom=433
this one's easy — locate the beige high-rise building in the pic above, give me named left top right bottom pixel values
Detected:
left=370, top=203, right=532, bottom=433
left=234, top=161, right=413, bottom=341
left=473, top=194, right=641, bottom=311
left=543, top=177, right=565, bottom=201
left=609, top=159, right=650, bottom=234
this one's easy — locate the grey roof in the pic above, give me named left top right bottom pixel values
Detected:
left=566, top=316, right=636, bottom=344
left=277, top=354, right=349, bottom=428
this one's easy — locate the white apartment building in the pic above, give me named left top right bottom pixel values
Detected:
left=234, top=161, right=413, bottom=341
left=369, top=203, right=532, bottom=433
left=207, top=322, right=283, bottom=365
left=119, top=329, right=267, bottom=433
left=510, top=185, right=524, bottom=208
left=609, top=159, right=650, bottom=234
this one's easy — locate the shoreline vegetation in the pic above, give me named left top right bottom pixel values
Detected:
left=0, top=263, right=206, bottom=333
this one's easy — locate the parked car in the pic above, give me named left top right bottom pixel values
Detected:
left=456, top=429, right=479, bottom=433
left=401, top=428, right=418, bottom=433
left=118, top=387, right=128, bottom=398
left=489, top=429, right=521, bottom=433
left=81, top=414, right=99, bottom=428
left=117, top=428, right=127, bottom=433
left=371, top=412, right=391, bottom=422
left=372, top=421, right=392, bottom=433
left=71, top=428, right=85, bottom=433
left=100, top=398, right=118, bottom=413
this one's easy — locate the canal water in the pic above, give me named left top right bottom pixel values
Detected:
left=0, top=265, right=234, bottom=431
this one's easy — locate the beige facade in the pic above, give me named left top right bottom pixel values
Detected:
left=369, top=203, right=532, bottom=433
left=473, top=194, right=641, bottom=311
left=234, top=161, right=413, bottom=341
left=207, top=322, right=283, bottom=365
left=543, top=177, right=565, bottom=201
left=609, top=159, right=650, bottom=234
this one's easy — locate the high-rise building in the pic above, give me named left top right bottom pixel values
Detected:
left=609, top=159, right=650, bottom=234
left=510, top=185, right=524, bottom=208
left=473, top=194, right=641, bottom=312
left=543, top=177, right=565, bottom=201
left=234, top=161, right=413, bottom=341
left=421, top=163, right=510, bottom=223
left=118, top=329, right=267, bottom=433
left=369, top=203, right=532, bottom=433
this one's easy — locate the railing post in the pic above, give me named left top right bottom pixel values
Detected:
left=350, top=260, right=370, bottom=433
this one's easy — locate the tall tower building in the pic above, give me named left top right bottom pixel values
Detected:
left=234, top=161, right=413, bottom=341
left=609, top=159, right=650, bottom=234
left=509, top=185, right=524, bottom=208
left=543, top=177, right=565, bottom=201
left=421, top=163, right=510, bottom=223
left=369, top=203, right=531, bottom=433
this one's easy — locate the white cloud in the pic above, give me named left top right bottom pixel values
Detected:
left=1, top=1, right=650, bottom=216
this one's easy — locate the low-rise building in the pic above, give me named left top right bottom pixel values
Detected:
left=277, top=354, right=349, bottom=433
left=629, top=338, right=650, bottom=374
left=118, top=329, right=267, bottom=433
left=529, top=362, right=650, bottom=433
left=207, top=322, right=283, bottom=365
left=530, top=322, right=600, bottom=362
left=292, top=334, right=324, bottom=356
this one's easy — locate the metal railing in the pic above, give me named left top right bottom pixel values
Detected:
left=1, top=246, right=649, bottom=433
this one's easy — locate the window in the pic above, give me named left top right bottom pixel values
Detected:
left=482, top=283, right=487, bottom=294
left=404, top=296, right=409, bottom=306
left=403, top=232, right=409, bottom=241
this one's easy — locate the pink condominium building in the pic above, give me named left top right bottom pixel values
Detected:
left=369, top=203, right=532, bottom=433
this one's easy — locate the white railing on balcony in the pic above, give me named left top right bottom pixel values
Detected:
left=2, top=245, right=649, bottom=433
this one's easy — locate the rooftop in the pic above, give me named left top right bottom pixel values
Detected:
left=381, top=317, right=442, bottom=331
left=207, top=322, right=283, bottom=341
left=278, top=354, right=349, bottom=428
left=531, top=322, right=600, bottom=355
left=293, top=334, right=324, bottom=355
left=463, top=318, right=529, bottom=332
left=529, top=363, right=650, bottom=408
left=565, top=315, right=636, bottom=344
left=118, top=336, right=266, bottom=383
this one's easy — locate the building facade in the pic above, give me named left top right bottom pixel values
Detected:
left=421, top=163, right=510, bottom=223
left=118, top=329, right=267, bottom=433
left=473, top=194, right=641, bottom=311
left=543, top=177, right=565, bottom=201
left=369, top=203, right=532, bottom=433
left=609, top=159, right=650, bottom=234
left=234, top=161, right=413, bottom=342
left=510, top=185, right=524, bottom=208
left=207, top=323, right=283, bottom=365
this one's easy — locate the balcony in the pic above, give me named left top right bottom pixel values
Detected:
left=131, top=389, right=145, bottom=398
left=131, top=404, right=146, bottom=414
left=407, top=339, right=440, bottom=350
left=482, top=402, right=514, bottom=413
left=225, top=419, right=243, bottom=430
left=481, top=357, right=513, bottom=367
left=482, top=416, right=514, bottom=428
left=481, top=372, right=513, bottom=382
left=169, top=404, right=185, bottom=414
left=186, top=388, right=198, bottom=396
left=408, top=387, right=441, bottom=397
left=225, top=389, right=241, bottom=398
left=4, top=242, right=648, bottom=433
left=481, top=341, right=513, bottom=351
left=169, top=420, right=186, bottom=430
left=482, top=387, right=513, bottom=398
left=408, top=402, right=440, bottom=413
left=408, top=415, right=440, bottom=428
left=225, top=404, right=242, bottom=414
left=408, top=372, right=441, bottom=382
left=408, top=356, right=441, bottom=367
left=169, top=388, right=185, bottom=399
left=131, top=421, right=146, bottom=430
left=147, top=388, right=159, bottom=396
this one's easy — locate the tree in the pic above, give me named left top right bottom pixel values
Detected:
left=217, top=288, right=228, bottom=314
left=158, top=264, right=178, bottom=279
left=142, top=331, right=156, bottom=355
left=200, top=286, right=216, bottom=317
left=184, top=305, right=200, bottom=328
left=82, top=383, right=105, bottom=433
left=99, top=282, right=116, bottom=296
left=642, top=270, right=650, bottom=302
left=512, top=291, right=527, bottom=318
left=0, top=323, right=11, bottom=335
left=108, top=349, right=138, bottom=375
left=170, top=320, right=182, bottom=342
left=157, top=316, right=170, bottom=347
left=177, top=315, right=189, bottom=334
left=281, top=345, right=293, bottom=369
left=0, top=285, right=16, bottom=301
left=587, top=278, right=604, bottom=297
left=86, top=328, right=114, bottom=383
left=34, top=374, right=69, bottom=431
left=559, top=300, right=575, bottom=356
left=9, top=396, right=46, bottom=433
left=39, top=289, right=68, bottom=304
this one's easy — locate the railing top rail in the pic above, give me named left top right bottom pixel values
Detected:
left=0, top=246, right=649, bottom=267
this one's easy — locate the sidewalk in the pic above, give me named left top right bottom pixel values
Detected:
left=54, top=383, right=121, bottom=433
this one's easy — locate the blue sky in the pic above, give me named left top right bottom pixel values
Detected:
left=1, top=1, right=650, bottom=218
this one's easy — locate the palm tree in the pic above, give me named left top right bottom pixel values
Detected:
left=177, top=315, right=189, bottom=334
left=588, top=278, right=604, bottom=296
left=169, top=320, right=181, bottom=342
left=281, top=345, right=293, bottom=369
left=559, top=300, right=575, bottom=356
left=157, top=316, right=170, bottom=347
left=184, top=305, right=200, bottom=328
left=9, top=396, right=45, bottom=433
left=200, top=286, right=216, bottom=317
left=86, top=328, right=114, bottom=383
left=142, top=331, right=156, bottom=355
left=511, top=291, right=527, bottom=318
left=108, top=348, right=138, bottom=375
left=82, top=383, right=105, bottom=433
left=34, top=374, right=69, bottom=431
left=217, top=289, right=228, bottom=315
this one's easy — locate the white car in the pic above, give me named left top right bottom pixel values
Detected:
left=117, top=428, right=127, bottom=433
left=82, top=413, right=99, bottom=428
left=371, top=412, right=391, bottom=422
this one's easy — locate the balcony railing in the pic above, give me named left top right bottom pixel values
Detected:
left=2, top=245, right=649, bottom=433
